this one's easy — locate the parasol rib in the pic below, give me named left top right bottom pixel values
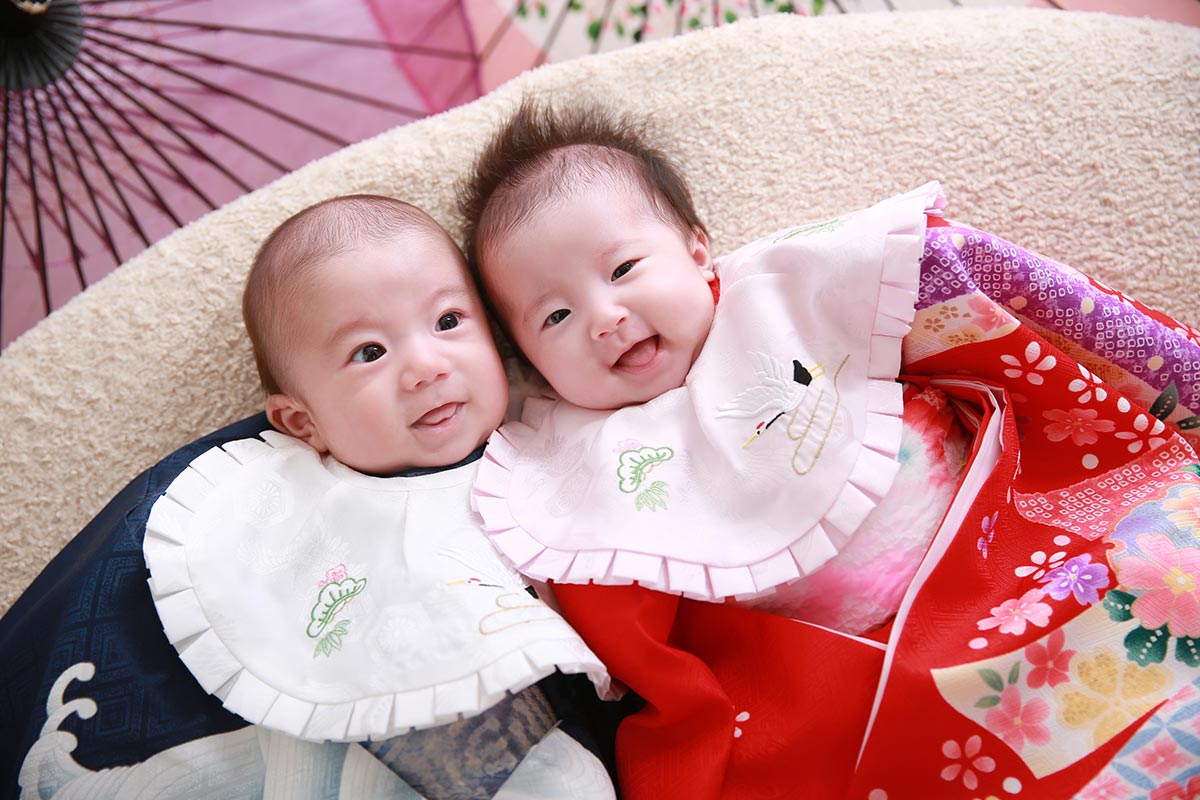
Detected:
left=84, top=25, right=428, bottom=118
left=33, top=87, right=86, bottom=291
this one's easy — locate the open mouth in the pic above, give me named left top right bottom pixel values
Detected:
left=414, top=402, right=461, bottom=428
left=614, top=336, right=661, bottom=372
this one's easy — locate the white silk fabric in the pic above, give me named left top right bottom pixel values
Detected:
left=143, top=431, right=608, bottom=742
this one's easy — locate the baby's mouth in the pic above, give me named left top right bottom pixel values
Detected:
left=614, top=336, right=660, bottom=371
left=414, top=402, right=461, bottom=427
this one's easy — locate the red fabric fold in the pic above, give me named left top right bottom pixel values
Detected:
left=553, top=582, right=885, bottom=800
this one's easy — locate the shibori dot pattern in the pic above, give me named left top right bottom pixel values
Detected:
left=914, top=227, right=1200, bottom=452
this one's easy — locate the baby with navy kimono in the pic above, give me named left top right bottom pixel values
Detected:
left=144, top=194, right=617, bottom=799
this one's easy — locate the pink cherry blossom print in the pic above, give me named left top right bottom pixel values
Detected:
left=1025, top=629, right=1074, bottom=689
left=984, top=685, right=1052, bottom=752
left=1042, top=408, right=1116, bottom=447
left=978, top=589, right=1053, bottom=636
left=1117, top=533, right=1200, bottom=638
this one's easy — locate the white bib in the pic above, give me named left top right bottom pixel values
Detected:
left=473, top=183, right=943, bottom=601
left=143, top=431, right=609, bottom=742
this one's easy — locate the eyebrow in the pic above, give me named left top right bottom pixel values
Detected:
left=324, top=286, right=474, bottom=349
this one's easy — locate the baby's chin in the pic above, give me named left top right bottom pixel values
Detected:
left=560, top=373, right=686, bottom=411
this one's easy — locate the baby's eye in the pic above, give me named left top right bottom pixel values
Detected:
left=351, top=343, right=386, bottom=363
left=544, top=309, right=570, bottom=327
left=611, top=261, right=634, bottom=281
left=436, top=312, right=462, bottom=331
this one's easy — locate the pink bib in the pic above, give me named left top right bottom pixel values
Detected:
left=474, top=184, right=944, bottom=601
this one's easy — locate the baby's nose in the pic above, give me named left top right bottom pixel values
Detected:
left=401, top=347, right=450, bottom=389
left=591, top=305, right=627, bottom=339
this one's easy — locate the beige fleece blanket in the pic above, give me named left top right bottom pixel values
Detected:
left=0, top=9, right=1197, bottom=617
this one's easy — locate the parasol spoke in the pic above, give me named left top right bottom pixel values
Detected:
left=65, top=66, right=186, bottom=226
left=55, top=75, right=154, bottom=245
left=80, top=11, right=477, bottom=61
left=1, top=92, right=9, bottom=329
left=83, top=35, right=351, bottom=149
left=591, top=0, right=618, bottom=55
left=19, top=93, right=51, bottom=314
left=84, top=25, right=428, bottom=119
left=44, top=82, right=123, bottom=266
left=16, top=140, right=124, bottom=261
left=33, top=88, right=85, bottom=290
left=76, top=47, right=222, bottom=208
left=69, top=37, right=288, bottom=177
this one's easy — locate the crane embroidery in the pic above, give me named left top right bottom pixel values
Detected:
left=716, top=352, right=849, bottom=475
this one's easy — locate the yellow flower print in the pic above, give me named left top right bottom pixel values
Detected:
left=1054, top=646, right=1172, bottom=749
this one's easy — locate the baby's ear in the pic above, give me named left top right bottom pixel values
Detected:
left=265, top=394, right=328, bottom=453
left=690, top=227, right=715, bottom=281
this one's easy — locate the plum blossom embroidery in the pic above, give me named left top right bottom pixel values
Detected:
left=977, top=588, right=1053, bottom=636
left=985, top=686, right=1052, bottom=752
left=1043, top=407, right=1116, bottom=447
left=1115, top=533, right=1200, bottom=639
left=1026, top=629, right=1074, bottom=689
left=318, top=563, right=348, bottom=588
left=1038, top=554, right=1110, bottom=605
left=940, top=735, right=996, bottom=791
left=1068, top=364, right=1109, bottom=404
left=1001, top=341, right=1057, bottom=386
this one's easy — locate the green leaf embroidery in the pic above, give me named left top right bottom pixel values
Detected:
left=1182, top=463, right=1200, bottom=476
left=516, top=1, right=527, bottom=17
left=306, top=577, right=367, bottom=638
left=724, top=10, right=738, bottom=23
left=1125, top=624, right=1169, bottom=666
left=1150, top=381, right=1179, bottom=420
left=811, top=0, right=825, bottom=14
left=1103, top=589, right=1135, bottom=622
left=636, top=481, right=669, bottom=512
left=1177, top=637, right=1200, bottom=667
left=618, top=447, right=675, bottom=493
left=588, top=19, right=602, bottom=40
left=974, top=695, right=1001, bottom=709
left=978, top=668, right=1005, bottom=693
left=1007, top=662, right=1020, bottom=686
left=313, top=620, right=352, bottom=659
left=1178, top=417, right=1200, bottom=431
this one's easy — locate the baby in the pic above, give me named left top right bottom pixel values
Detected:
left=457, top=102, right=964, bottom=797
left=145, top=195, right=615, bottom=800
left=460, top=101, right=962, bottom=624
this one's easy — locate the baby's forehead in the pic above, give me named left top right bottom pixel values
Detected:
left=484, top=150, right=656, bottom=245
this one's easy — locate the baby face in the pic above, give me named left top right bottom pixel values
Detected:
left=276, top=233, right=508, bottom=473
left=482, top=181, right=716, bottom=410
